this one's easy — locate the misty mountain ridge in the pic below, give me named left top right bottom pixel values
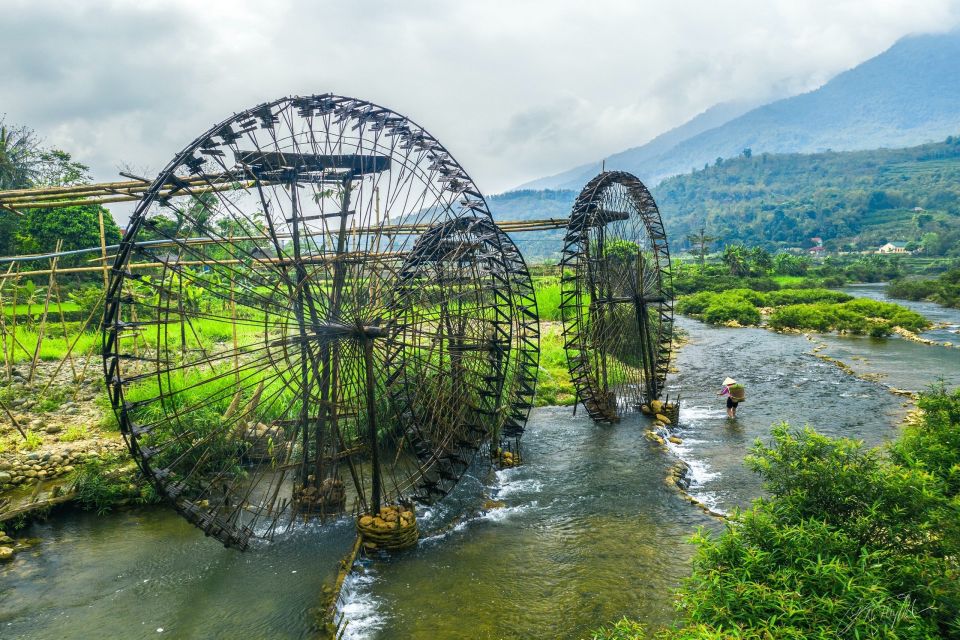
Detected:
left=514, top=29, right=960, bottom=192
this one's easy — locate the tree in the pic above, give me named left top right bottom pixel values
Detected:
left=685, top=227, right=717, bottom=269
left=0, top=120, right=40, bottom=189
left=721, top=244, right=749, bottom=276
left=34, top=149, right=91, bottom=187
left=773, top=252, right=810, bottom=276
left=741, top=147, right=752, bottom=159
left=748, top=246, right=772, bottom=274
left=17, top=205, right=122, bottom=265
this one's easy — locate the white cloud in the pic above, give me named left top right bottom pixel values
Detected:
left=2, top=0, right=959, bottom=215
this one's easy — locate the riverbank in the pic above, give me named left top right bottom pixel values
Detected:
left=3, top=303, right=960, bottom=639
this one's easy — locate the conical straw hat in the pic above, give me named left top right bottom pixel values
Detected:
left=722, top=377, right=737, bottom=386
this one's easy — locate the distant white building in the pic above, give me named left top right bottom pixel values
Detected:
left=877, top=241, right=908, bottom=254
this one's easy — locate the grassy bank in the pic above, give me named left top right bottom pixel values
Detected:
left=888, top=267, right=960, bottom=309
left=676, top=287, right=929, bottom=336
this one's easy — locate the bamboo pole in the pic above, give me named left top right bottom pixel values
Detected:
left=38, top=291, right=104, bottom=401
left=0, top=173, right=242, bottom=200
left=0, top=252, right=411, bottom=279
left=10, top=264, right=21, bottom=365
left=0, top=179, right=272, bottom=212
left=0, top=398, right=27, bottom=440
left=1, top=217, right=569, bottom=267
left=98, top=209, right=109, bottom=290
left=0, top=263, right=15, bottom=382
left=29, top=240, right=61, bottom=382
left=50, top=276, right=78, bottom=382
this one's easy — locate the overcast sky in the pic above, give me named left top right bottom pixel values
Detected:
left=3, top=0, right=960, bottom=206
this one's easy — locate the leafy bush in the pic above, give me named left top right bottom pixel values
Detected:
left=840, top=298, right=929, bottom=332
left=677, top=291, right=761, bottom=326
left=72, top=454, right=160, bottom=514
left=768, top=299, right=928, bottom=334
left=60, top=425, right=88, bottom=442
left=890, top=384, right=960, bottom=497
left=597, top=387, right=960, bottom=639
left=763, top=288, right=852, bottom=306
left=888, top=268, right=960, bottom=309
left=674, top=291, right=717, bottom=315
left=701, top=298, right=760, bottom=326
left=590, top=618, right=647, bottom=640
left=19, top=430, right=43, bottom=451
left=768, top=304, right=833, bottom=332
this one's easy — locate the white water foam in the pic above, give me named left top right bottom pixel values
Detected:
left=676, top=405, right=720, bottom=424
left=493, top=475, right=543, bottom=499
left=339, top=570, right=384, bottom=640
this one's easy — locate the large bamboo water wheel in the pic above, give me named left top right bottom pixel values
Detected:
left=102, top=94, right=537, bottom=549
left=559, top=171, right=673, bottom=423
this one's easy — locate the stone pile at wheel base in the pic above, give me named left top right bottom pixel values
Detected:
left=492, top=448, right=520, bottom=468
left=640, top=399, right=680, bottom=426
left=357, top=504, right=419, bottom=551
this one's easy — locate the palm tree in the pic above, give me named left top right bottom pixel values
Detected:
left=722, top=244, right=750, bottom=277
left=749, top=246, right=773, bottom=274
left=0, top=121, right=40, bottom=190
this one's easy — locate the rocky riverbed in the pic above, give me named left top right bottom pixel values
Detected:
left=1, top=358, right=137, bottom=552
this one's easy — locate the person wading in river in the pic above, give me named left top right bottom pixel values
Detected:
left=717, top=376, right=744, bottom=418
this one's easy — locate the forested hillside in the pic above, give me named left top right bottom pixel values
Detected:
left=656, top=137, right=960, bottom=254
left=491, top=137, right=960, bottom=260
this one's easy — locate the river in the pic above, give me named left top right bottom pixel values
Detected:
left=3, top=286, right=960, bottom=640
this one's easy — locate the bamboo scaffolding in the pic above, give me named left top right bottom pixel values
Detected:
left=28, top=240, right=61, bottom=382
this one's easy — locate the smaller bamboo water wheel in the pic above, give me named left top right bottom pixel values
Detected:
left=560, top=171, right=674, bottom=423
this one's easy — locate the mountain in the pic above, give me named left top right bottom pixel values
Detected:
left=515, top=100, right=756, bottom=191
left=654, top=137, right=960, bottom=254
left=490, top=137, right=960, bottom=261
left=515, top=30, right=960, bottom=192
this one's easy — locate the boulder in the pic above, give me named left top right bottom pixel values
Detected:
left=655, top=413, right=672, bottom=425
left=668, top=436, right=683, bottom=445
left=650, top=400, right=664, bottom=414
left=0, top=547, right=13, bottom=562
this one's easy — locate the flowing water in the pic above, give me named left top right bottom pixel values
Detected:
left=4, top=291, right=960, bottom=640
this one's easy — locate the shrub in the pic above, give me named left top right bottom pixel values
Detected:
left=675, top=291, right=718, bottom=315
left=590, top=618, right=646, bottom=640
left=701, top=298, right=760, bottom=326
left=60, top=425, right=88, bottom=442
left=768, top=304, right=833, bottom=332
left=763, top=288, right=852, bottom=306
left=72, top=454, right=160, bottom=514
left=597, top=388, right=960, bottom=639
left=890, top=384, right=960, bottom=497
left=19, top=430, right=43, bottom=451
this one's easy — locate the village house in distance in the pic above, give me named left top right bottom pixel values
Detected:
left=877, top=241, right=909, bottom=254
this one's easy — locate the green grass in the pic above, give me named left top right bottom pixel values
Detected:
left=534, top=322, right=575, bottom=406
left=1, top=301, right=82, bottom=318
left=534, top=276, right=562, bottom=321
left=2, top=328, right=101, bottom=363
left=771, top=275, right=806, bottom=286
left=60, top=425, right=89, bottom=442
